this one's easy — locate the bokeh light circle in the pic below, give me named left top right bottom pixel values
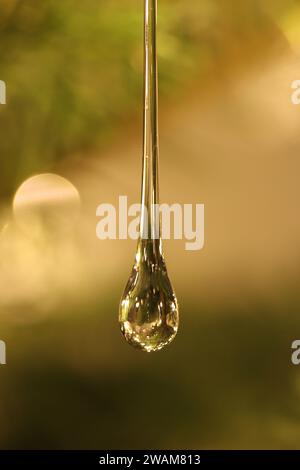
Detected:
left=13, top=173, right=81, bottom=236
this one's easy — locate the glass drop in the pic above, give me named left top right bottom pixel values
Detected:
left=119, top=0, right=179, bottom=352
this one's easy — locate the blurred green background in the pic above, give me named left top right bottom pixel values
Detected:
left=0, top=0, right=300, bottom=449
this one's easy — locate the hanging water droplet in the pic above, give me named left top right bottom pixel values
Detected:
left=120, top=239, right=179, bottom=352
left=119, top=0, right=179, bottom=352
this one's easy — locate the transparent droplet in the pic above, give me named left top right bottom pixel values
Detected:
left=119, top=240, right=179, bottom=352
left=119, top=0, right=179, bottom=352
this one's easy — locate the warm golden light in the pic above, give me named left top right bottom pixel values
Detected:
left=13, top=173, right=81, bottom=236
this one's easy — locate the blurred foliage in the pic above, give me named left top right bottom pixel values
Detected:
left=0, top=0, right=296, bottom=198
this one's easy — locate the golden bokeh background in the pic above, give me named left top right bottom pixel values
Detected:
left=0, top=0, right=300, bottom=449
